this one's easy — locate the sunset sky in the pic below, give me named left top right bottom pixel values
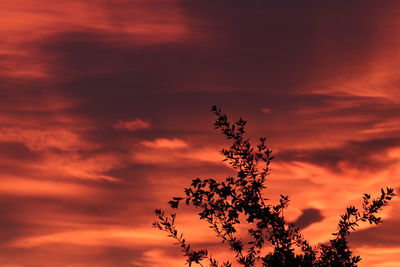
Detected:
left=1, top=1, right=400, bottom=266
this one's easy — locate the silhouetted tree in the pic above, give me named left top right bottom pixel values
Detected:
left=153, top=106, right=395, bottom=267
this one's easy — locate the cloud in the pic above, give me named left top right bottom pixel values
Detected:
left=0, top=127, right=93, bottom=152
left=353, top=246, right=400, bottom=267
left=132, top=249, right=184, bottom=267
left=113, top=119, right=151, bottom=131
left=0, top=177, right=91, bottom=198
left=10, top=227, right=161, bottom=248
left=36, top=152, right=121, bottom=181
left=260, top=107, right=272, bottom=114
left=362, top=118, right=400, bottom=134
left=0, top=90, right=79, bottom=112
left=140, top=138, right=188, bottom=149
left=131, top=146, right=224, bottom=165
left=278, top=138, right=400, bottom=173
left=349, top=195, right=400, bottom=248
left=293, top=208, right=324, bottom=229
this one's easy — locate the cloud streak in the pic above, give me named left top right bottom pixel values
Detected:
left=114, top=119, right=151, bottom=131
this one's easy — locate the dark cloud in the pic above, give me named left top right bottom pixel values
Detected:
left=0, top=142, right=38, bottom=161
left=278, top=138, right=400, bottom=173
left=350, top=191, right=400, bottom=247
left=182, top=0, right=394, bottom=91
left=28, top=14, right=400, bottom=139
left=293, top=208, right=324, bottom=229
left=350, top=218, right=400, bottom=248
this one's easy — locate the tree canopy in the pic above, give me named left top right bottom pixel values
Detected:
left=153, top=106, right=395, bottom=267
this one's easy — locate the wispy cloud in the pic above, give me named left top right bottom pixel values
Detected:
left=10, top=227, right=161, bottom=248
left=114, top=119, right=151, bottom=131
left=140, top=138, right=188, bottom=149
left=0, top=176, right=92, bottom=198
left=0, top=127, right=92, bottom=152
left=36, top=153, right=121, bottom=181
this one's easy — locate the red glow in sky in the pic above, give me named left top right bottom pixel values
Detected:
left=0, top=1, right=400, bottom=266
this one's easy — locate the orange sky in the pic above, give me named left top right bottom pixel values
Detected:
left=0, top=1, right=400, bottom=266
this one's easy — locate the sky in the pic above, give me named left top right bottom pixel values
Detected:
left=0, top=0, right=400, bottom=266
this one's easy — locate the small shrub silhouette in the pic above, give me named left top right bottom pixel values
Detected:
left=153, top=106, right=395, bottom=267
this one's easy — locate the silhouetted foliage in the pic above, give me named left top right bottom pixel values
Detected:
left=153, top=106, right=395, bottom=267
